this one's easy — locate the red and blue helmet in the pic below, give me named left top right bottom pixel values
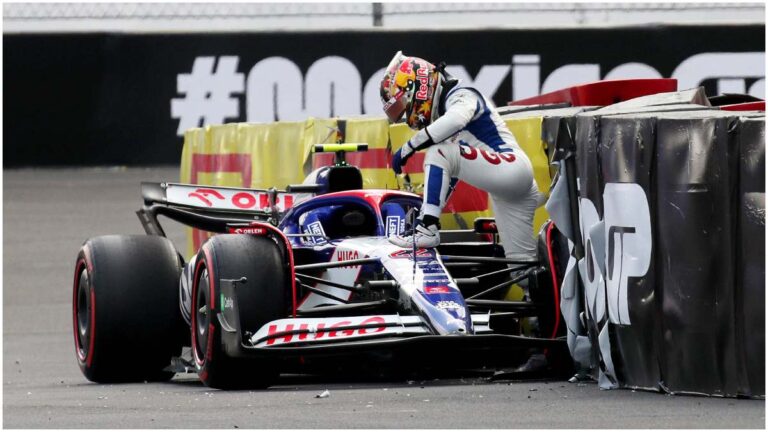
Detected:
left=380, top=51, right=440, bottom=130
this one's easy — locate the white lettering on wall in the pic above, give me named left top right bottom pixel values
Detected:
left=541, top=64, right=601, bottom=94
left=671, top=52, right=765, bottom=96
left=603, top=183, right=652, bottom=325
left=172, top=52, right=766, bottom=135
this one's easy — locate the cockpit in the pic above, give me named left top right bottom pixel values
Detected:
left=279, top=191, right=422, bottom=246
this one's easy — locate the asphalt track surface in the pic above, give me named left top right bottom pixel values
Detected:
left=3, top=167, right=765, bottom=429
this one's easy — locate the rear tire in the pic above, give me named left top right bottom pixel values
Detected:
left=73, top=235, right=184, bottom=383
left=191, top=234, right=289, bottom=390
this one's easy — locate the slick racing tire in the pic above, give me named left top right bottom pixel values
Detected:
left=73, top=235, right=185, bottom=383
left=191, top=234, right=289, bottom=390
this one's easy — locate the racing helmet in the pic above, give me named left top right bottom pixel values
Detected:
left=380, top=51, right=441, bottom=130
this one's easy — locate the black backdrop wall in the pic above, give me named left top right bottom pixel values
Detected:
left=4, top=25, right=764, bottom=166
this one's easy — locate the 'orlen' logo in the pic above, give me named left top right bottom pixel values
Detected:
left=186, top=187, right=295, bottom=211
left=227, top=226, right=267, bottom=235
left=188, top=188, right=225, bottom=207
left=266, top=316, right=386, bottom=345
left=230, top=191, right=294, bottom=210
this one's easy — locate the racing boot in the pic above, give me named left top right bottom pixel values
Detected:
left=389, top=219, right=440, bottom=249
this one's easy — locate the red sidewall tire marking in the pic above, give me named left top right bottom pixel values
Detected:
left=73, top=246, right=96, bottom=369
left=191, top=256, right=207, bottom=368
left=191, top=244, right=217, bottom=383
left=72, top=259, right=87, bottom=363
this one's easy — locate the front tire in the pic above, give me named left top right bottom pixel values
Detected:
left=73, top=235, right=185, bottom=383
left=191, top=234, right=289, bottom=390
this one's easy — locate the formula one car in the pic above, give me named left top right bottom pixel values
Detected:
left=72, top=144, right=570, bottom=389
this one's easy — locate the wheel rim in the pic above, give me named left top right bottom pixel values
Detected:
left=76, top=269, right=91, bottom=360
left=195, top=269, right=210, bottom=361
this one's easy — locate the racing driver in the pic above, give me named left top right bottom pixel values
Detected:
left=381, top=51, right=544, bottom=261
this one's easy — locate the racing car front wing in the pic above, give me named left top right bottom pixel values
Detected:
left=248, top=314, right=493, bottom=348
left=217, top=309, right=567, bottom=367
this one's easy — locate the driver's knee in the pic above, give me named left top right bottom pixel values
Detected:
left=424, top=142, right=460, bottom=176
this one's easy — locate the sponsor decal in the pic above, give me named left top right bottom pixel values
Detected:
left=424, top=276, right=451, bottom=284
left=425, top=286, right=452, bottom=294
left=308, top=221, right=324, bottom=236
left=170, top=52, right=762, bottom=130
left=304, top=221, right=326, bottom=245
left=188, top=188, right=225, bottom=207
left=419, top=263, right=446, bottom=273
left=337, top=250, right=360, bottom=261
left=169, top=184, right=298, bottom=212
left=579, top=183, right=651, bottom=326
left=436, top=300, right=463, bottom=310
left=415, top=65, right=430, bottom=101
left=266, top=316, right=386, bottom=345
left=386, top=216, right=403, bottom=236
left=389, top=248, right=433, bottom=260
left=228, top=225, right=267, bottom=235
left=220, top=294, right=234, bottom=309
left=336, top=249, right=361, bottom=268
left=389, top=248, right=445, bottom=271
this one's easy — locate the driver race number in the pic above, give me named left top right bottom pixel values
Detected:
left=459, top=146, right=515, bottom=165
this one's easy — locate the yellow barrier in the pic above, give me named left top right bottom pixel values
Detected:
left=180, top=114, right=553, bottom=257
left=180, top=120, right=335, bottom=256
left=301, top=117, right=339, bottom=175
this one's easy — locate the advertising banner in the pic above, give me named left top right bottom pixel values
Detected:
left=4, top=25, right=764, bottom=166
left=540, top=91, right=764, bottom=396
left=597, top=114, right=659, bottom=391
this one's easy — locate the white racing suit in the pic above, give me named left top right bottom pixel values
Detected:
left=410, top=86, right=544, bottom=260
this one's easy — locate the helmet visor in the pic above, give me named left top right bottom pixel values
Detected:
left=383, top=88, right=408, bottom=123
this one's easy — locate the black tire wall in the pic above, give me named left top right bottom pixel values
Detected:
left=545, top=107, right=765, bottom=397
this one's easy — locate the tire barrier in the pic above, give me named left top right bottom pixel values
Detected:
left=537, top=86, right=765, bottom=397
